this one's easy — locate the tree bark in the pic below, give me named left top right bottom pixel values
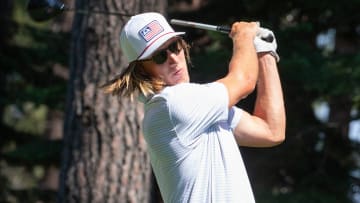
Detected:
left=58, top=0, right=166, bottom=202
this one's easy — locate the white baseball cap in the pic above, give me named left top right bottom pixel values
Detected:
left=120, top=12, right=185, bottom=62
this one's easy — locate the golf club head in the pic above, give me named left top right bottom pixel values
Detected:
left=27, top=0, right=66, bottom=22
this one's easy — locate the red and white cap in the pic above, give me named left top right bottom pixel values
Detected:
left=120, top=12, right=185, bottom=62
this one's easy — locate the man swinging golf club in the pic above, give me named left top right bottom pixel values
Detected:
left=103, top=12, right=286, bottom=203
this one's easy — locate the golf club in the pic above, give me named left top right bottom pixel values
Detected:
left=171, top=19, right=274, bottom=42
left=27, top=0, right=132, bottom=22
left=26, top=0, right=273, bottom=42
left=171, top=19, right=231, bottom=34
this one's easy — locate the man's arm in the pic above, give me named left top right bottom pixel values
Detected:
left=217, top=22, right=259, bottom=108
left=234, top=53, right=286, bottom=147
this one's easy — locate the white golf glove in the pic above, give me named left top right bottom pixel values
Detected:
left=254, top=27, right=280, bottom=62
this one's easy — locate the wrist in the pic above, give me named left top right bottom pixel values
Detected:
left=258, top=52, right=279, bottom=62
left=258, top=53, right=278, bottom=67
left=233, top=36, right=255, bottom=50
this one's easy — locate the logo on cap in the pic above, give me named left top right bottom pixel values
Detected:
left=139, top=20, right=164, bottom=42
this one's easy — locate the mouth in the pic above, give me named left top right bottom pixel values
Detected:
left=173, top=68, right=182, bottom=75
left=167, top=64, right=189, bottom=85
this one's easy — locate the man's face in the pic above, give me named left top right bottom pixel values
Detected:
left=142, top=37, right=190, bottom=86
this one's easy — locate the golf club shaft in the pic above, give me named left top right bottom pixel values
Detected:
left=170, top=19, right=230, bottom=34
left=170, top=19, right=274, bottom=42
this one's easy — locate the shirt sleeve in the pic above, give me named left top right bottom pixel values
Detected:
left=159, top=82, right=230, bottom=146
left=228, top=106, right=243, bottom=130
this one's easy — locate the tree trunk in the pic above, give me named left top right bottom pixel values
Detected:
left=328, top=95, right=352, bottom=140
left=58, top=0, right=166, bottom=202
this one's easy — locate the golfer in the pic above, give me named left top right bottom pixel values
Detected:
left=103, top=12, right=286, bottom=203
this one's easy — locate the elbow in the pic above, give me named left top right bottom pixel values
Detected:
left=267, top=130, right=286, bottom=147
left=245, top=77, right=257, bottom=95
left=261, top=125, right=286, bottom=147
left=219, top=67, right=258, bottom=106
left=238, top=74, right=257, bottom=98
left=271, top=134, right=285, bottom=146
left=268, top=116, right=286, bottom=147
left=273, top=118, right=286, bottom=146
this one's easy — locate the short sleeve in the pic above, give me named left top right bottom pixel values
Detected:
left=228, top=106, right=243, bottom=130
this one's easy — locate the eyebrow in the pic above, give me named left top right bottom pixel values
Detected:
left=157, top=38, right=179, bottom=50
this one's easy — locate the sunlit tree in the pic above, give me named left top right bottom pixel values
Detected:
left=58, top=0, right=166, bottom=202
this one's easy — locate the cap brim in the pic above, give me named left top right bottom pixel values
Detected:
left=138, top=32, right=185, bottom=60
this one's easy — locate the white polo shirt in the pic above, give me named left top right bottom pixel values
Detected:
left=142, top=82, right=255, bottom=203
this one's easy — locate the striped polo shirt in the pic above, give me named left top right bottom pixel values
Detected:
left=142, top=82, right=255, bottom=203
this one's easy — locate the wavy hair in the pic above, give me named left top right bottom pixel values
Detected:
left=102, top=38, right=191, bottom=100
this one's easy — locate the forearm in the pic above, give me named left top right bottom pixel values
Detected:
left=253, top=53, right=286, bottom=141
left=227, top=38, right=258, bottom=98
left=217, top=22, right=259, bottom=107
left=228, top=36, right=258, bottom=80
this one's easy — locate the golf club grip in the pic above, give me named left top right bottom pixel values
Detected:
left=217, top=26, right=231, bottom=34
left=209, top=25, right=274, bottom=43
left=217, top=26, right=273, bottom=43
left=170, top=19, right=274, bottom=42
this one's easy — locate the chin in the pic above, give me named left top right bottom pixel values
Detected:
left=168, top=78, right=187, bottom=86
left=178, top=75, right=190, bottom=83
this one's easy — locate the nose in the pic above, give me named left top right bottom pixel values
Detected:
left=166, top=50, right=178, bottom=63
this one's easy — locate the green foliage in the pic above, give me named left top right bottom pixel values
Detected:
left=3, top=102, right=48, bottom=135
left=0, top=0, right=68, bottom=202
left=257, top=188, right=350, bottom=203
left=1, top=0, right=359, bottom=202
left=191, top=42, right=231, bottom=81
left=3, top=139, right=62, bottom=164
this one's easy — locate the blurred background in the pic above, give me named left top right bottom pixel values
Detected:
left=1, top=0, right=359, bottom=202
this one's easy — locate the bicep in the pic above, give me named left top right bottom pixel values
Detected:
left=233, top=110, right=282, bottom=147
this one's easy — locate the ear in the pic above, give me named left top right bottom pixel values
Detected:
left=141, top=62, right=162, bottom=80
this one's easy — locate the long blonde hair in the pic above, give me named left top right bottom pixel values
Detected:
left=102, top=38, right=191, bottom=100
